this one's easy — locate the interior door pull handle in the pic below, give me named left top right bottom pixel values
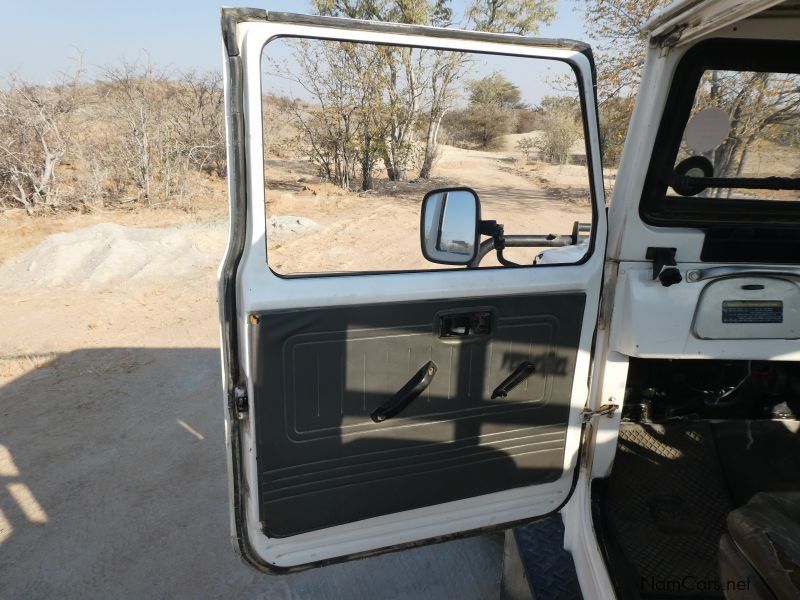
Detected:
left=370, top=361, right=437, bottom=423
left=491, top=362, right=536, bottom=399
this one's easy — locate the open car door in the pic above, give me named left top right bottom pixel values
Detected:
left=219, top=8, right=607, bottom=572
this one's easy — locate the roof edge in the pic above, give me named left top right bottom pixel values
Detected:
left=220, top=7, right=590, bottom=55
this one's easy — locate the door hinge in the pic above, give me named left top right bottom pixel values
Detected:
left=650, top=23, right=687, bottom=51
left=233, top=385, right=249, bottom=419
left=581, top=403, right=618, bottom=424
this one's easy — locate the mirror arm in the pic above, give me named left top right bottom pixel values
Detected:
left=468, top=221, right=584, bottom=268
left=494, top=241, right=524, bottom=268
left=505, top=234, right=574, bottom=247
left=469, top=220, right=504, bottom=268
left=479, top=220, right=503, bottom=237
left=471, top=221, right=524, bottom=268
left=470, top=238, right=497, bottom=268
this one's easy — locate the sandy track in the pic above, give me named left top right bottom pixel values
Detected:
left=264, top=142, right=593, bottom=273
left=437, top=144, right=554, bottom=207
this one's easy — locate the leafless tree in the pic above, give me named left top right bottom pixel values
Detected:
left=702, top=71, right=800, bottom=182
left=100, top=59, right=187, bottom=205
left=0, top=68, right=82, bottom=213
left=418, top=49, right=465, bottom=179
left=272, top=39, right=390, bottom=191
left=381, top=45, right=427, bottom=181
left=175, top=70, right=226, bottom=177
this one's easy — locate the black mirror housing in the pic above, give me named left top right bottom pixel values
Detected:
left=420, top=187, right=481, bottom=265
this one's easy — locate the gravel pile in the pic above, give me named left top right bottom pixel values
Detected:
left=0, top=216, right=323, bottom=291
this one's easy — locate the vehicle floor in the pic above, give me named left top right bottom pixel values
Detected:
left=596, top=419, right=800, bottom=599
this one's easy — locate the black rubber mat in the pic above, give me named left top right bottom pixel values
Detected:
left=712, top=420, right=800, bottom=506
left=514, top=514, right=582, bottom=600
left=603, top=422, right=734, bottom=598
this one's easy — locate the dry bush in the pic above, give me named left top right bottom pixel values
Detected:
left=272, top=38, right=396, bottom=191
left=263, top=94, right=302, bottom=159
left=0, top=71, right=82, bottom=213
left=515, top=107, right=544, bottom=134
left=100, top=61, right=191, bottom=206
left=177, top=70, right=226, bottom=177
left=516, top=136, right=536, bottom=161
left=534, top=97, right=583, bottom=165
left=535, top=110, right=581, bottom=164
left=0, top=59, right=226, bottom=214
left=439, top=74, right=523, bottom=150
left=598, top=95, right=634, bottom=166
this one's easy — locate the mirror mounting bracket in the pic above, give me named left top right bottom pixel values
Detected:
left=480, top=220, right=523, bottom=268
left=479, top=220, right=503, bottom=237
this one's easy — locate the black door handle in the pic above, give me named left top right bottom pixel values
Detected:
left=439, top=311, right=492, bottom=338
left=370, top=361, right=437, bottom=423
left=491, top=361, right=536, bottom=399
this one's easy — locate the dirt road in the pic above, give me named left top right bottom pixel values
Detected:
left=264, top=142, right=594, bottom=274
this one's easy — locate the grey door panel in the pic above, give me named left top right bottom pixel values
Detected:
left=250, top=293, right=586, bottom=537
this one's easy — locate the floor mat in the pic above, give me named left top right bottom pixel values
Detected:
left=712, top=420, right=800, bottom=506
left=603, top=422, right=734, bottom=598
left=514, top=515, right=582, bottom=600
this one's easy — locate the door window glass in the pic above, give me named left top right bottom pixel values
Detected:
left=261, top=38, right=594, bottom=275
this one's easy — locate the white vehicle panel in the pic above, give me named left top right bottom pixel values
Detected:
left=222, top=14, right=607, bottom=570
left=610, top=263, right=800, bottom=360
left=609, top=19, right=800, bottom=264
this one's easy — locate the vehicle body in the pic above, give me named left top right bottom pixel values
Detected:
left=219, top=2, right=800, bottom=597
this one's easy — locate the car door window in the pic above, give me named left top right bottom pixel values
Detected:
left=261, top=37, right=594, bottom=275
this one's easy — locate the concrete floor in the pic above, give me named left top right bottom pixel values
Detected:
left=0, top=346, right=504, bottom=599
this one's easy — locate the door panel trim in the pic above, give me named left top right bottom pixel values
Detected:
left=251, top=294, right=586, bottom=537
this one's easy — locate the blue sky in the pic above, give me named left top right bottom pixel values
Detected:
left=1, top=0, right=589, bottom=84
left=264, top=37, right=578, bottom=106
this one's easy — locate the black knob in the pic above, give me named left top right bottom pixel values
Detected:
left=658, top=267, right=682, bottom=287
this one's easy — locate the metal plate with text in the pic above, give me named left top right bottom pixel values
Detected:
left=722, top=300, right=783, bottom=324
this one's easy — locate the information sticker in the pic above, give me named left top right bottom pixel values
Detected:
left=722, top=300, right=783, bottom=324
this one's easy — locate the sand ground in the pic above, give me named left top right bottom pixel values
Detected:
left=0, top=139, right=601, bottom=598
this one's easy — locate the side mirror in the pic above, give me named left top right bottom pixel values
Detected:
left=420, top=188, right=481, bottom=265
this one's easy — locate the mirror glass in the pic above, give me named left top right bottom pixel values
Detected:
left=422, top=189, right=479, bottom=265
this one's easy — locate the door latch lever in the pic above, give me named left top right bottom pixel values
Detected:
left=646, top=247, right=682, bottom=287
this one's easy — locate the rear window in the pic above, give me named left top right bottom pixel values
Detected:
left=640, top=39, right=800, bottom=227
left=673, top=69, right=800, bottom=202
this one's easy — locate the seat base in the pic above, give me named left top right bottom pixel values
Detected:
left=725, top=492, right=800, bottom=600
left=718, top=533, right=775, bottom=600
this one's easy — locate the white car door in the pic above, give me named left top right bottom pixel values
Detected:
left=219, top=8, right=607, bottom=572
